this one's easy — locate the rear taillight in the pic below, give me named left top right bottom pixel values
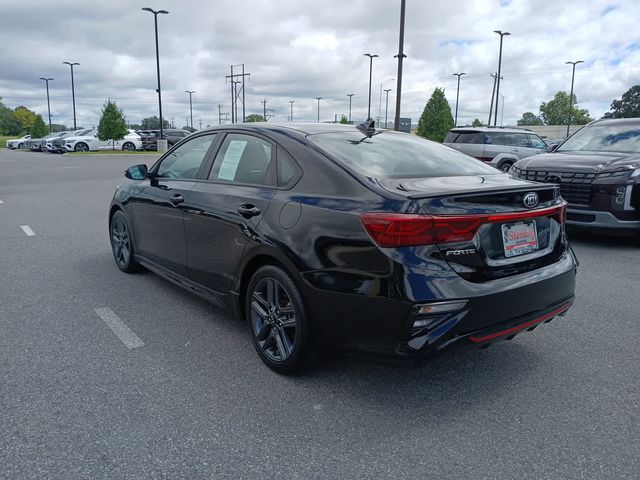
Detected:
left=360, top=203, right=566, bottom=248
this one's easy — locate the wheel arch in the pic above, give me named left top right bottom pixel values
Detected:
left=234, top=248, right=304, bottom=321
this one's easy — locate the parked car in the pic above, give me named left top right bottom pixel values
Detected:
left=138, top=129, right=191, bottom=151
left=30, top=133, right=58, bottom=152
left=5, top=135, right=31, bottom=149
left=64, top=129, right=143, bottom=152
left=46, top=130, right=89, bottom=153
left=444, top=127, right=548, bottom=172
left=109, top=122, right=577, bottom=373
left=510, top=118, right=640, bottom=234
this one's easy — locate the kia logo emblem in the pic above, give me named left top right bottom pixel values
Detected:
left=523, top=192, right=539, bottom=208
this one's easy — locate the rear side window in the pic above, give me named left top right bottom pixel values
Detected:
left=277, top=147, right=301, bottom=187
left=309, top=131, right=499, bottom=178
left=444, top=132, right=459, bottom=143
left=454, top=132, right=484, bottom=144
left=209, top=133, right=276, bottom=186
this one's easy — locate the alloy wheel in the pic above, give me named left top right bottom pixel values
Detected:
left=250, top=277, right=297, bottom=362
left=111, top=217, right=131, bottom=267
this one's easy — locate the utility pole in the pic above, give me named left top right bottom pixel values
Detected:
left=566, top=60, right=584, bottom=137
left=347, top=94, right=354, bottom=124
left=218, top=104, right=223, bottom=125
left=488, top=72, right=502, bottom=126
left=493, top=30, right=511, bottom=126
left=452, top=72, right=466, bottom=126
left=289, top=100, right=294, bottom=122
left=262, top=99, right=267, bottom=120
left=226, top=64, right=250, bottom=123
left=199, top=118, right=202, bottom=130
left=394, top=0, right=406, bottom=131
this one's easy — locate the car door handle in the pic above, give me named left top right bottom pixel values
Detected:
left=169, top=194, right=185, bottom=207
left=237, top=204, right=261, bottom=218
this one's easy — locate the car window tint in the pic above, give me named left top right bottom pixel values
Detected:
left=514, top=133, right=530, bottom=146
left=309, top=131, right=499, bottom=178
left=277, top=147, right=301, bottom=187
left=209, top=134, right=275, bottom=186
left=156, top=133, right=217, bottom=179
left=528, top=134, right=547, bottom=149
left=455, top=132, right=484, bottom=144
left=444, top=132, right=459, bottom=143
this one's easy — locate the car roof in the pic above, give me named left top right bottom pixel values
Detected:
left=448, top=127, right=534, bottom=134
left=195, top=122, right=378, bottom=137
left=589, top=117, right=640, bottom=126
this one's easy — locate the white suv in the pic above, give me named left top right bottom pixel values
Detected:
left=6, top=135, right=31, bottom=149
left=64, top=129, right=143, bottom=152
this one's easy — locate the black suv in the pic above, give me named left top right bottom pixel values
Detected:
left=511, top=118, right=640, bottom=233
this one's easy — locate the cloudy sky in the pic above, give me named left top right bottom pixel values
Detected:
left=1, top=0, right=639, bottom=129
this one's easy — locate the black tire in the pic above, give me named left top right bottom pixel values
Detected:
left=74, top=142, right=89, bottom=152
left=246, top=265, right=320, bottom=374
left=500, top=161, right=514, bottom=172
left=110, top=211, right=141, bottom=273
left=17, top=143, right=23, bottom=149
left=122, top=142, right=136, bottom=151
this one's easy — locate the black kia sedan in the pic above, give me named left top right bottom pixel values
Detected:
left=109, top=122, right=577, bottom=373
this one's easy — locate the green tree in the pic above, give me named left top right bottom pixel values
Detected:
left=245, top=114, right=266, bottom=122
left=471, top=118, right=485, bottom=127
left=97, top=100, right=128, bottom=149
left=14, top=106, right=38, bottom=133
left=416, top=87, right=455, bottom=142
left=339, top=115, right=349, bottom=124
left=30, top=114, right=48, bottom=138
left=539, top=91, right=592, bottom=125
left=0, top=97, right=21, bottom=135
left=517, top=112, right=543, bottom=126
left=140, top=116, right=171, bottom=129
left=604, top=85, right=640, bottom=118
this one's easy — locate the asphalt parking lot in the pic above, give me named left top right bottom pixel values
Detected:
left=1, top=148, right=638, bottom=479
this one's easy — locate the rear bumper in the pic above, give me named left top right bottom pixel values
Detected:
left=304, top=250, right=578, bottom=360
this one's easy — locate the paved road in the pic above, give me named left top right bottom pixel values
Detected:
left=1, top=148, right=638, bottom=479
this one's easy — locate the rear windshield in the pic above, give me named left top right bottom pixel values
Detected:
left=558, top=123, right=640, bottom=153
left=308, top=131, right=499, bottom=178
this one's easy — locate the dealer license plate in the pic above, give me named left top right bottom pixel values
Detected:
left=501, top=221, right=539, bottom=258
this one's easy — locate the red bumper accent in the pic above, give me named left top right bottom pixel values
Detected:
left=469, top=300, right=574, bottom=343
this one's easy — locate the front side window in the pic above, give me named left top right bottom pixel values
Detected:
left=528, top=134, right=547, bottom=149
left=156, top=133, right=217, bottom=179
left=309, top=131, right=499, bottom=178
left=209, top=134, right=275, bottom=186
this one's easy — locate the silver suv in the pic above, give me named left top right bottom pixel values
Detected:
left=444, top=127, right=548, bottom=172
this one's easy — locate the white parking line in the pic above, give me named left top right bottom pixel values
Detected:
left=95, top=307, right=145, bottom=349
left=0, top=199, right=4, bottom=204
left=20, top=225, right=36, bottom=236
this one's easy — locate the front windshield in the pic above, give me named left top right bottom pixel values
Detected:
left=558, top=123, right=640, bottom=153
left=308, top=131, right=499, bottom=178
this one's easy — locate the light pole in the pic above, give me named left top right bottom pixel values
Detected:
left=566, top=60, right=584, bottom=137
left=394, top=0, right=406, bottom=131
left=315, top=97, right=322, bottom=122
left=185, top=90, right=194, bottom=130
left=384, top=89, right=392, bottom=128
left=493, top=30, right=510, bottom=126
left=364, top=53, right=378, bottom=120
left=289, top=100, right=294, bottom=122
left=452, top=72, right=466, bottom=126
left=62, top=62, right=79, bottom=129
left=39, top=77, right=53, bottom=132
left=347, top=93, right=354, bottom=124
left=142, top=7, right=169, bottom=139
left=499, top=93, right=505, bottom=126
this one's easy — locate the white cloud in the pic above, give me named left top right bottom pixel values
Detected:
left=0, top=0, right=639, bottom=128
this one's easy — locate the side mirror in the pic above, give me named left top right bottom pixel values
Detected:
left=547, top=143, right=560, bottom=153
left=124, top=164, right=148, bottom=180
